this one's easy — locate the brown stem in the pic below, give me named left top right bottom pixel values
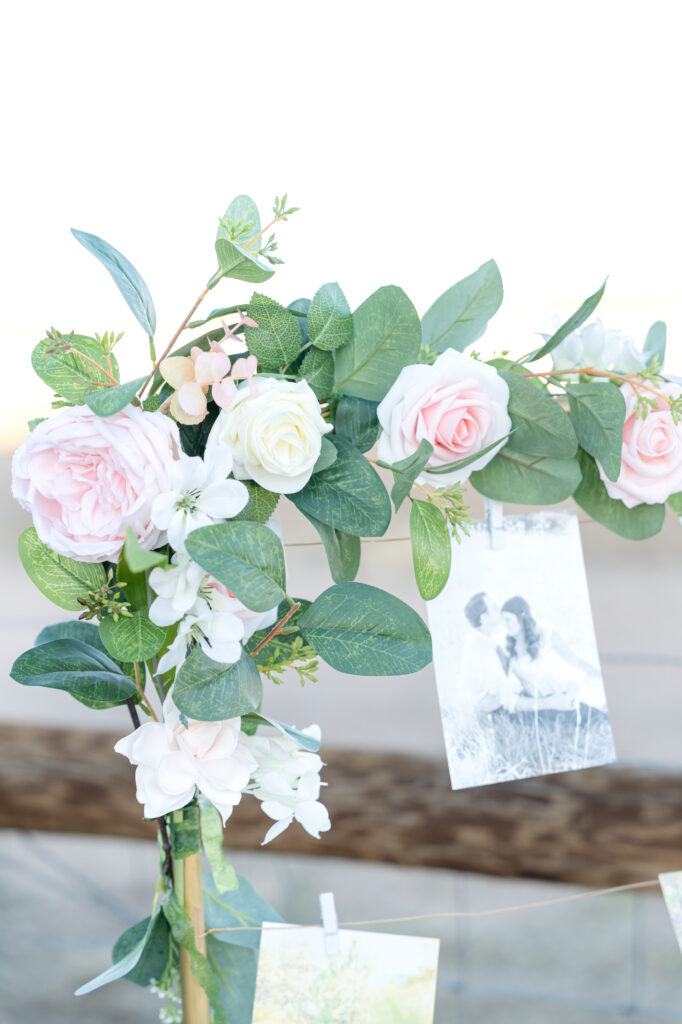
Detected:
left=242, top=212, right=287, bottom=253
left=523, top=366, right=669, bottom=404
left=138, top=286, right=210, bottom=398
left=133, top=661, right=158, bottom=721
left=66, top=348, right=119, bottom=385
left=250, top=602, right=301, bottom=658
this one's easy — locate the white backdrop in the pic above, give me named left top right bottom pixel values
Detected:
left=2, top=0, right=681, bottom=448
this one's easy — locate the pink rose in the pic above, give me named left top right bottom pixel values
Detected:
left=377, top=348, right=512, bottom=485
left=12, top=405, right=181, bottom=562
left=598, top=380, right=682, bottom=507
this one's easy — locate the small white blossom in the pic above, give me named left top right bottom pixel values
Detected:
left=156, top=591, right=247, bottom=674
left=150, top=446, right=248, bottom=553
left=548, top=318, right=648, bottom=375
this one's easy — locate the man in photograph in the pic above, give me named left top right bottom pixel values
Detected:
left=461, top=592, right=519, bottom=714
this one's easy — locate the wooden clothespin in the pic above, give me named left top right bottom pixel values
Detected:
left=484, top=498, right=504, bottom=550
left=319, top=891, right=340, bottom=956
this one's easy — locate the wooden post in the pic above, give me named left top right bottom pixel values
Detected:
left=179, top=850, right=210, bottom=1024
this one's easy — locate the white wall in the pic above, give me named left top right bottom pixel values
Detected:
left=2, top=0, right=681, bottom=448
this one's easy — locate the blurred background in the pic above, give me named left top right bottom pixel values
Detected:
left=2, top=1, right=682, bottom=1021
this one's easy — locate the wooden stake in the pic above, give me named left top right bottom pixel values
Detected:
left=179, top=850, right=210, bottom=1024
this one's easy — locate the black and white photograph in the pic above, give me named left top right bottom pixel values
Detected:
left=428, top=510, right=616, bottom=790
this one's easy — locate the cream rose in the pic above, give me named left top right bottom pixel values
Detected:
left=377, top=348, right=512, bottom=485
left=597, top=380, right=682, bottom=507
left=207, top=377, right=332, bottom=494
left=11, top=404, right=180, bottom=562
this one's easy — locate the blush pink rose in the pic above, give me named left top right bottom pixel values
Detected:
left=12, top=404, right=181, bottom=562
left=377, top=348, right=512, bottom=485
left=597, top=380, right=682, bottom=507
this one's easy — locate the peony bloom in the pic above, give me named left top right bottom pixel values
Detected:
left=244, top=727, right=331, bottom=844
left=12, top=405, right=180, bottom=562
left=377, top=348, right=511, bottom=486
left=597, top=380, right=682, bottom=507
left=549, top=318, right=648, bottom=375
left=150, top=446, right=248, bottom=553
left=115, top=694, right=257, bottom=822
left=207, top=378, right=332, bottom=494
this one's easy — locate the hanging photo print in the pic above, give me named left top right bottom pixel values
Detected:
left=251, top=923, right=439, bottom=1024
left=428, top=510, right=616, bottom=790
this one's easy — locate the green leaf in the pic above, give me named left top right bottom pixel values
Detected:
left=240, top=714, right=322, bottom=752
left=111, top=914, right=172, bottom=988
left=289, top=436, right=391, bottom=537
left=178, top=401, right=220, bottom=458
left=28, top=417, right=46, bottom=431
left=34, top=619, right=106, bottom=651
left=71, top=229, right=156, bottom=336
left=217, top=194, right=261, bottom=248
left=31, top=334, right=120, bottom=404
left=76, top=913, right=161, bottom=995
left=573, top=449, right=665, bottom=539
left=410, top=500, right=452, bottom=600
left=232, top=481, right=280, bottom=524
left=199, top=798, right=238, bottom=893
left=203, top=872, right=284, bottom=949
left=84, top=375, right=147, bottom=417
left=162, top=893, right=227, bottom=1024
left=421, top=259, right=503, bottom=354
left=99, top=610, right=166, bottom=662
left=470, top=450, right=582, bottom=504
left=120, top=526, right=167, bottom=573
left=171, top=803, right=201, bottom=860
left=10, top=638, right=136, bottom=709
left=298, top=582, right=432, bottom=675
left=312, top=435, right=337, bottom=475
left=379, top=439, right=434, bottom=511
left=334, top=395, right=380, bottom=452
left=211, top=238, right=274, bottom=289
left=308, top=282, right=353, bottom=351
left=185, top=522, right=286, bottom=613
left=502, top=370, right=577, bottom=457
left=206, top=939, right=257, bottom=1023
left=422, top=431, right=514, bottom=475
left=333, top=285, right=421, bottom=400
left=529, top=280, right=607, bottom=361
left=173, top=647, right=262, bottom=721
left=644, top=320, right=666, bottom=367
left=668, top=492, right=682, bottom=515
left=18, top=527, right=106, bottom=611
left=288, top=297, right=310, bottom=343
left=245, top=599, right=311, bottom=663
left=244, top=293, right=301, bottom=371
left=299, top=347, right=334, bottom=398
left=566, top=382, right=626, bottom=482
left=299, top=510, right=361, bottom=583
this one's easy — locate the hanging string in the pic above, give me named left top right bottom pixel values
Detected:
left=205, top=877, right=660, bottom=935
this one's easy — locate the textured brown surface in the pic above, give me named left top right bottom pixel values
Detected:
left=1, top=724, right=680, bottom=887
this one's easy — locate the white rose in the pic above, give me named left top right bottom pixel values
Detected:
left=207, top=378, right=332, bottom=494
left=377, top=348, right=511, bottom=486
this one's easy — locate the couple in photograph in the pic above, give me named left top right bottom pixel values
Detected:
left=460, top=591, right=603, bottom=721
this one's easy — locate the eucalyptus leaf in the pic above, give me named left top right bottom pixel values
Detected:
left=410, top=500, right=452, bottom=600
left=110, top=913, right=173, bottom=988
left=173, top=647, right=262, bottom=722
left=300, top=346, right=334, bottom=398
left=244, top=293, right=301, bottom=371
left=529, top=280, right=607, bottom=362
left=421, top=259, right=503, bottom=354
left=333, top=285, right=421, bottom=401
left=299, top=509, right=361, bottom=583
left=422, top=431, right=513, bottom=475
left=379, top=439, right=434, bottom=511
left=31, top=334, right=120, bottom=404
left=501, top=370, right=577, bottom=457
left=211, top=238, right=274, bottom=287
left=334, top=395, right=381, bottom=452
left=217, top=195, right=261, bottom=248
left=470, top=450, right=582, bottom=504
left=203, top=872, right=284, bottom=949
left=298, top=582, right=432, bottom=675
left=76, top=913, right=160, bottom=996
left=34, top=619, right=106, bottom=651
left=668, top=492, right=682, bottom=515
left=312, top=435, right=338, bottom=474
left=643, top=320, right=666, bottom=367
left=11, top=638, right=136, bottom=709
left=206, top=939, right=257, bottom=1024
left=99, top=611, right=166, bottom=662
left=71, top=229, right=156, bottom=336
left=18, top=527, right=106, bottom=611
left=185, top=522, right=286, bottom=613
left=566, top=382, right=626, bottom=482
left=85, top=375, right=147, bottom=417
left=289, top=436, right=391, bottom=537
left=240, top=713, right=322, bottom=752
left=308, top=282, right=353, bottom=351
left=573, top=449, right=665, bottom=539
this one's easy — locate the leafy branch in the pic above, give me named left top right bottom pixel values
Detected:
left=256, top=636, right=319, bottom=686
left=412, top=481, right=473, bottom=542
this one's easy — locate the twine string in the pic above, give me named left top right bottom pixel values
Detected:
left=205, top=878, right=660, bottom=935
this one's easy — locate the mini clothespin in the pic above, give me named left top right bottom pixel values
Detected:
left=319, top=891, right=340, bottom=956
left=484, top=498, right=504, bottom=550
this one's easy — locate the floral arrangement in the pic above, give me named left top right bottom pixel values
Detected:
left=9, top=193, right=682, bottom=1023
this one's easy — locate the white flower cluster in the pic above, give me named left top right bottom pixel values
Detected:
left=548, top=318, right=649, bottom=374
left=115, top=695, right=329, bottom=845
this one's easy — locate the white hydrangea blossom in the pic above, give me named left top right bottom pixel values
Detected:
left=548, top=318, right=649, bottom=375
